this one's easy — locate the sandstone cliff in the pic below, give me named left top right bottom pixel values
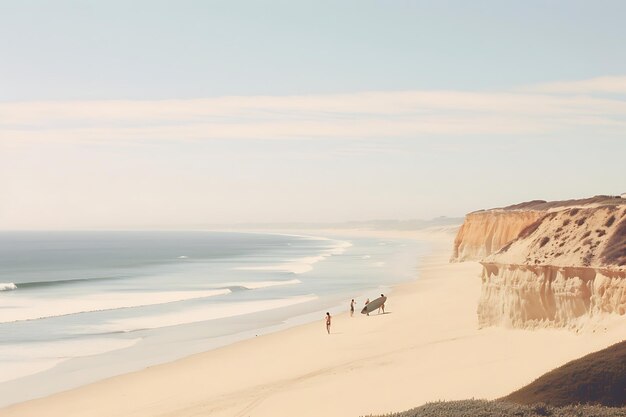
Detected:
left=451, top=196, right=625, bottom=262
left=452, top=210, right=544, bottom=262
left=454, top=196, right=626, bottom=329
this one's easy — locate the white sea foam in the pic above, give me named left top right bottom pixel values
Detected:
left=177, top=255, right=188, bottom=259
left=0, top=282, right=17, bottom=291
left=90, top=295, right=318, bottom=333
left=217, top=279, right=301, bottom=290
left=0, top=289, right=231, bottom=324
left=234, top=239, right=352, bottom=275
left=0, top=337, right=140, bottom=383
left=323, top=240, right=352, bottom=255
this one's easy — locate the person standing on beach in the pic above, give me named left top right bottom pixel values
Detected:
left=379, top=293, right=386, bottom=314
left=325, top=312, right=332, bottom=334
left=350, top=299, right=355, bottom=317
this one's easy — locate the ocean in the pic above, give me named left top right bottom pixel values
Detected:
left=0, top=231, right=427, bottom=406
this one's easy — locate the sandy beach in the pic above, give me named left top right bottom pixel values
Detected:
left=2, top=229, right=625, bottom=417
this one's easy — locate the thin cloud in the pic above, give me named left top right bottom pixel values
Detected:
left=524, top=75, right=626, bottom=94
left=1, top=76, right=626, bottom=144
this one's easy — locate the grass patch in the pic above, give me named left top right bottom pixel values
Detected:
left=504, top=340, right=626, bottom=407
left=367, top=400, right=626, bottom=417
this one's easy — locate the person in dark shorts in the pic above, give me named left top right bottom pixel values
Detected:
left=350, top=299, right=355, bottom=317
left=325, top=312, right=332, bottom=334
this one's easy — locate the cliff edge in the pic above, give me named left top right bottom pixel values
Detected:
left=451, top=196, right=625, bottom=262
left=454, top=196, right=626, bottom=329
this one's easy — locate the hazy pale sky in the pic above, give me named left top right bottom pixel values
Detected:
left=1, top=1, right=625, bottom=229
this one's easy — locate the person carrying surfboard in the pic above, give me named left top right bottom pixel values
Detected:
left=325, top=312, right=332, bottom=334
left=361, top=295, right=386, bottom=315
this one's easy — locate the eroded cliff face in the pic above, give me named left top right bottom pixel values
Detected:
left=478, top=263, right=626, bottom=328
left=457, top=199, right=626, bottom=329
left=451, top=210, right=544, bottom=262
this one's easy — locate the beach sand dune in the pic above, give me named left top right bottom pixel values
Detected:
left=2, top=231, right=625, bottom=417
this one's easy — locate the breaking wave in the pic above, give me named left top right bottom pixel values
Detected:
left=219, top=279, right=301, bottom=290
left=0, top=282, right=17, bottom=291
left=1, top=289, right=232, bottom=324
left=234, top=239, right=352, bottom=274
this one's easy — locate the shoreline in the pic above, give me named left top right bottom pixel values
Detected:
left=0, top=228, right=430, bottom=408
left=2, top=228, right=625, bottom=417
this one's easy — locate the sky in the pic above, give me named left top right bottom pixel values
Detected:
left=1, top=1, right=625, bottom=229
